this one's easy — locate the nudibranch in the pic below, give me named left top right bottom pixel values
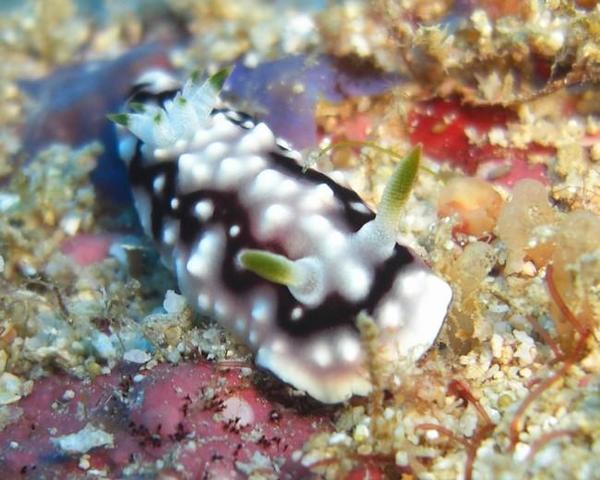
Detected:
left=110, top=70, right=452, bottom=403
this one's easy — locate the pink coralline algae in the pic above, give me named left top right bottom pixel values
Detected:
left=0, top=362, right=330, bottom=478
left=60, top=234, right=114, bottom=267
left=408, top=98, right=549, bottom=186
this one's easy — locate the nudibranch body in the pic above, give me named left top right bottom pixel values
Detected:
left=112, top=70, right=452, bottom=403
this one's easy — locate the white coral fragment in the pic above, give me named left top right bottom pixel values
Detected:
left=0, top=373, right=25, bottom=405
left=52, top=423, right=114, bottom=454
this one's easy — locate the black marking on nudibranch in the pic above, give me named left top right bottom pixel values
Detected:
left=128, top=88, right=180, bottom=108
left=112, top=70, right=453, bottom=404
left=268, top=151, right=376, bottom=232
left=129, top=145, right=416, bottom=337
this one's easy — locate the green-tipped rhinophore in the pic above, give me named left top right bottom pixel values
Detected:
left=152, top=111, right=164, bottom=125
left=189, top=69, right=201, bottom=84
left=238, top=249, right=301, bottom=287
left=376, top=145, right=421, bottom=230
left=107, top=113, right=130, bottom=126
left=128, top=102, right=147, bottom=112
left=208, top=68, right=231, bottom=92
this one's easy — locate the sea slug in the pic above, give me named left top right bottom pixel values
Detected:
left=111, top=69, right=452, bottom=403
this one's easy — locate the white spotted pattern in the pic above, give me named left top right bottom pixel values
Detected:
left=186, top=229, right=223, bottom=278
left=117, top=71, right=453, bottom=404
left=193, top=200, right=214, bottom=221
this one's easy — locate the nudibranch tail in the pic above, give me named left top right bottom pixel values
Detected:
left=111, top=69, right=452, bottom=404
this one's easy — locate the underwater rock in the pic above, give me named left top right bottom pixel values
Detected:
left=225, top=55, right=400, bottom=149
left=0, top=362, right=329, bottom=478
left=19, top=42, right=174, bottom=203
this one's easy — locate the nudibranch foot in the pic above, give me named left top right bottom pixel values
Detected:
left=111, top=69, right=452, bottom=404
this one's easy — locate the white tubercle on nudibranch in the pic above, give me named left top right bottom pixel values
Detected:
left=111, top=69, right=453, bottom=404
